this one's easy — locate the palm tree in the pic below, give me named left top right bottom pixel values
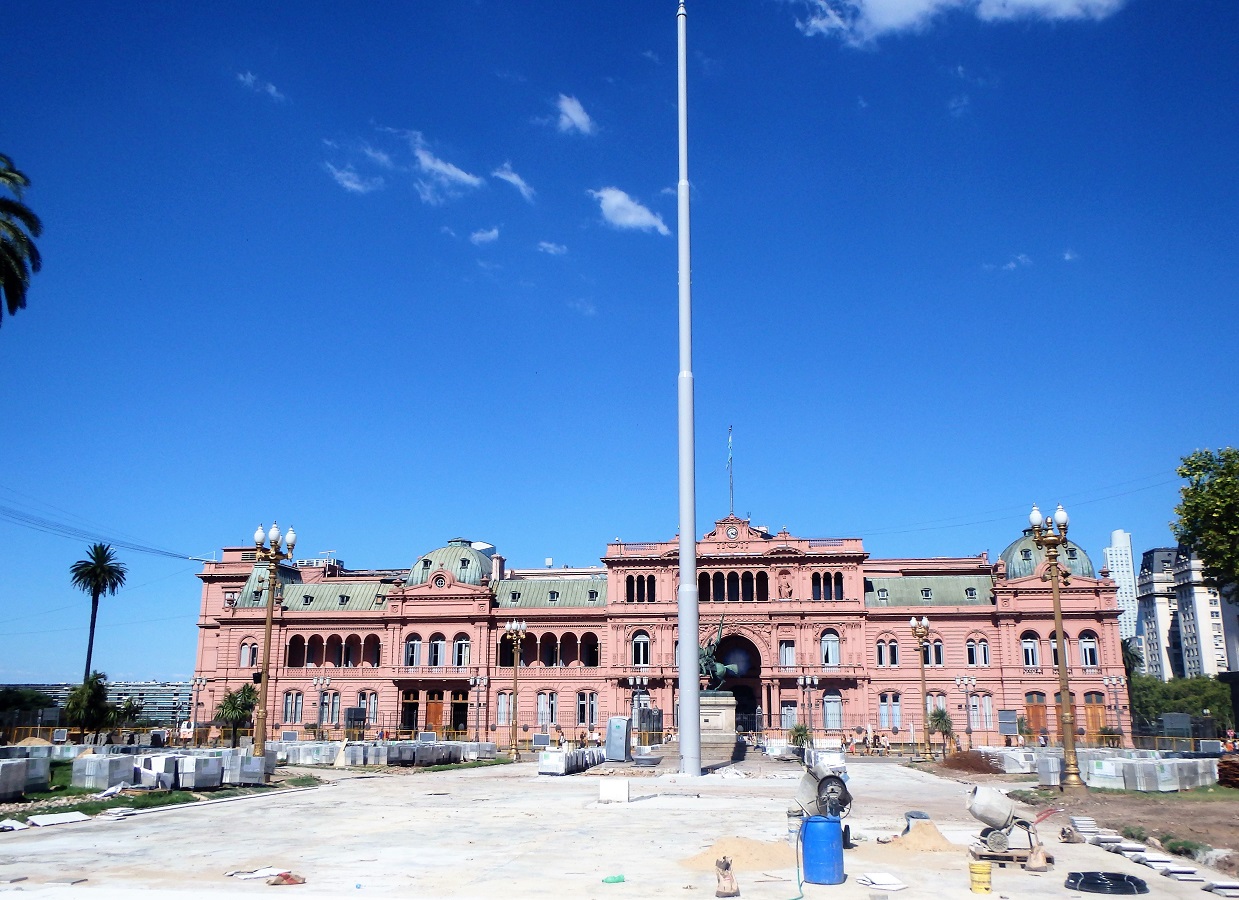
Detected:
left=1121, top=637, right=1143, bottom=678
left=0, top=154, right=42, bottom=328
left=70, top=543, right=128, bottom=683
left=216, top=684, right=258, bottom=748
left=928, top=707, right=955, bottom=759
left=66, top=671, right=113, bottom=743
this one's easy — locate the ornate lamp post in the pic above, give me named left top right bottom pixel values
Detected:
left=191, top=676, right=207, bottom=746
left=797, top=675, right=819, bottom=734
left=910, top=616, right=931, bottom=759
left=1102, top=675, right=1126, bottom=738
left=504, top=620, right=527, bottom=760
left=469, top=675, right=489, bottom=742
left=252, top=522, right=296, bottom=760
left=1029, top=504, right=1085, bottom=790
left=955, top=675, right=977, bottom=750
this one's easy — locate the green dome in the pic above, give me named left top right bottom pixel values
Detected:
left=999, top=529, right=1096, bottom=579
left=406, top=538, right=493, bottom=587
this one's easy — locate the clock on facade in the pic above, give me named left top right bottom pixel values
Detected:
left=726, top=525, right=738, bottom=540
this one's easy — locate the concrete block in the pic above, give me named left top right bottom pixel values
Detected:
left=538, top=752, right=568, bottom=775
left=599, top=778, right=630, bottom=803
left=24, top=757, right=50, bottom=793
left=363, top=745, right=388, bottom=766
left=222, top=755, right=264, bottom=785
left=177, top=756, right=222, bottom=790
left=0, top=759, right=28, bottom=801
left=71, top=755, right=131, bottom=790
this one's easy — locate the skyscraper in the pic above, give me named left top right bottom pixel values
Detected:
left=1103, top=530, right=1139, bottom=640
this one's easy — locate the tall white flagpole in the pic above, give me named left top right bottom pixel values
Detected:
left=675, top=0, right=701, bottom=777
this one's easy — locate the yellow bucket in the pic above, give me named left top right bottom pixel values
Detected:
left=969, top=861, right=992, bottom=894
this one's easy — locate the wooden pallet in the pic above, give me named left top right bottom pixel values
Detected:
left=969, top=845, right=1054, bottom=867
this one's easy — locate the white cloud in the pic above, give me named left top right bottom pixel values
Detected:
left=492, top=162, right=535, bottom=202
left=237, top=71, right=285, bottom=102
left=588, top=188, right=670, bottom=236
left=538, top=241, right=567, bottom=255
left=568, top=298, right=597, bottom=316
left=361, top=145, right=395, bottom=169
left=1001, top=253, right=1033, bottom=270
left=470, top=227, right=500, bottom=245
left=1063, top=249, right=1078, bottom=261
left=400, top=131, right=482, bottom=204
left=556, top=95, right=596, bottom=135
left=440, top=226, right=458, bottom=238
left=642, top=50, right=661, bottom=63
left=948, top=93, right=970, bottom=117
left=325, top=163, right=383, bottom=194
left=794, top=0, right=1126, bottom=45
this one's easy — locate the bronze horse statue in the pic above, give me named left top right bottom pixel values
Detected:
left=699, top=614, right=739, bottom=690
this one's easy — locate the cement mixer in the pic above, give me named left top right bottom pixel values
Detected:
left=789, top=752, right=852, bottom=819
left=967, top=785, right=1034, bottom=852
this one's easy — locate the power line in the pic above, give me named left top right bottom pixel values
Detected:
left=1, top=613, right=190, bottom=638
left=0, top=503, right=194, bottom=560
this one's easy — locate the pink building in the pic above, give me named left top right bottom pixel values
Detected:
left=193, top=515, right=1129, bottom=746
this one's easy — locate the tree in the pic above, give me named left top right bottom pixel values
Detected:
left=65, top=671, right=114, bottom=742
left=0, top=153, right=42, bottom=328
left=1129, top=674, right=1233, bottom=730
left=928, top=707, right=955, bottom=758
left=0, top=687, right=55, bottom=713
left=216, top=684, right=258, bottom=748
left=70, top=543, right=128, bottom=684
left=1122, top=637, right=1143, bottom=679
left=1174, top=448, right=1239, bottom=604
left=114, top=697, right=144, bottom=728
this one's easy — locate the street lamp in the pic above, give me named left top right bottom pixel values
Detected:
left=797, top=675, right=819, bottom=734
left=252, top=522, right=296, bottom=761
left=470, top=675, right=489, bottom=742
left=191, top=677, right=207, bottom=746
left=955, top=675, right=976, bottom=750
left=504, top=620, right=527, bottom=761
left=910, top=616, right=931, bottom=759
left=1102, top=675, right=1126, bottom=737
left=1029, top=504, right=1085, bottom=791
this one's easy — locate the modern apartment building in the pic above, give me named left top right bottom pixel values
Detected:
left=1137, top=548, right=1181, bottom=681
left=1174, top=550, right=1232, bottom=677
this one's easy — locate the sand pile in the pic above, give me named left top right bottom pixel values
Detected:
left=680, top=837, right=795, bottom=871
left=889, top=819, right=956, bottom=852
left=17, top=737, right=52, bottom=746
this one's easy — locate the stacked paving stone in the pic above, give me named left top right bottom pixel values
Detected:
left=537, top=748, right=607, bottom=775
left=1072, top=815, right=1217, bottom=887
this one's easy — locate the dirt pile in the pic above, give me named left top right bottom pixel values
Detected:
left=680, top=837, right=795, bottom=871
left=889, top=819, right=957, bottom=852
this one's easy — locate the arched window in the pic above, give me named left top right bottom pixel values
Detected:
left=240, top=641, right=258, bottom=667
left=1021, top=632, right=1040, bottom=667
left=646, top=575, right=656, bottom=603
left=560, top=632, right=579, bottom=666
left=496, top=691, right=512, bottom=725
left=820, top=629, right=841, bottom=666
left=932, top=639, right=944, bottom=667
left=741, top=571, right=754, bottom=602
left=537, top=691, right=558, bottom=725
left=580, top=632, right=600, bottom=667
left=626, top=575, right=636, bottom=603
left=1078, top=631, right=1099, bottom=667
left=713, top=572, right=725, bottom=603
left=576, top=691, right=598, bottom=726
left=357, top=691, right=377, bottom=723
left=727, top=572, right=740, bottom=603
left=977, top=639, right=990, bottom=667
left=453, top=633, right=472, bottom=667
left=1049, top=632, right=1060, bottom=668
left=756, top=572, right=769, bottom=602
left=632, top=631, right=650, bottom=666
left=362, top=635, right=381, bottom=667
left=636, top=575, right=646, bottom=602
left=878, top=692, right=901, bottom=728
left=497, top=637, right=513, bottom=667
left=306, top=634, right=324, bottom=667
left=698, top=572, right=711, bottom=602
left=821, top=689, right=843, bottom=729
left=1024, top=691, right=1047, bottom=733
left=283, top=691, right=303, bottom=724
left=428, top=633, right=447, bottom=667
left=812, top=572, right=822, bottom=601
left=876, top=641, right=887, bottom=667
left=834, top=572, right=844, bottom=600
left=286, top=635, right=306, bottom=668
left=966, top=639, right=977, bottom=667
left=325, top=635, right=343, bottom=667
left=888, top=640, right=899, bottom=666
left=343, top=634, right=362, bottom=667
left=319, top=691, right=340, bottom=725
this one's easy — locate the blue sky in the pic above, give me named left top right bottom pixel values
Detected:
left=2, top=1, right=1235, bottom=683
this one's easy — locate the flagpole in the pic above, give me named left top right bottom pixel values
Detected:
left=728, top=427, right=734, bottom=517
left=675, top=0, right=701, bottom=777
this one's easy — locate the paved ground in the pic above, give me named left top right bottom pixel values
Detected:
left=0, top=757, right=1231, bottom=898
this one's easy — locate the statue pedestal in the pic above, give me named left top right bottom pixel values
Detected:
left=700, top=692, right=741, bottom=764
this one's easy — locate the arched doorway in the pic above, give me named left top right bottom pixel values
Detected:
left=715, top=633, right=762, bottom=731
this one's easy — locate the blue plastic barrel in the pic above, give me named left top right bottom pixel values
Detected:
left=801, top=815, right=844, bottom=885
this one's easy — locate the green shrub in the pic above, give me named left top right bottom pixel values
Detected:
left=1121, top=825, right=1147, bottom=842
